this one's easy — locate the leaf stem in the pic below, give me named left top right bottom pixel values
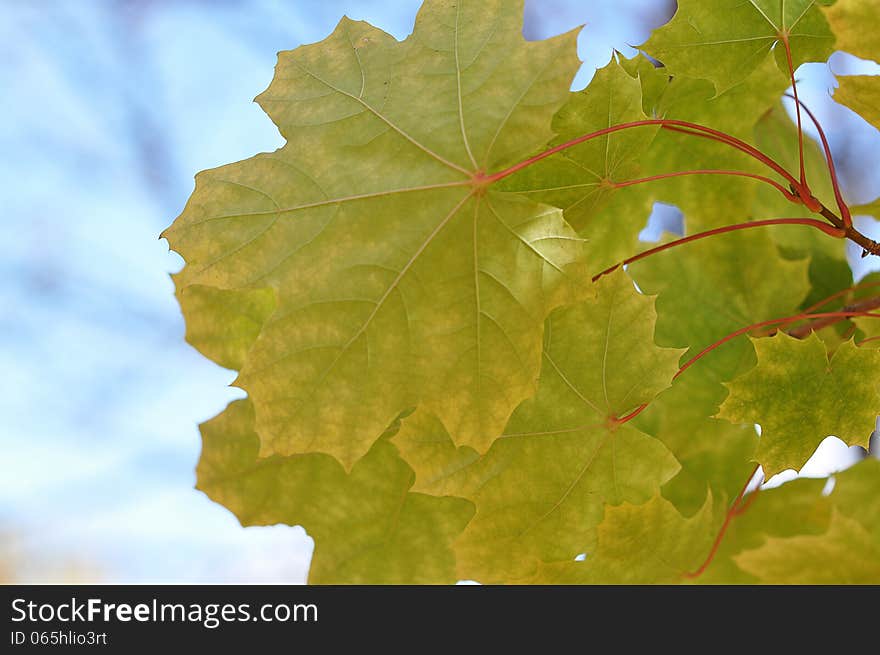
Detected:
left=610, top=169, right=797, bottom=200
left=612, top=303, right=880, bottom=424
left=592, top=218, right=844, bottom=283
left=674, top=310, right=880, bottom=381
left=783, top=93, right=853, bottom=227
left=485, top=119, right=800, bottom=188
left=658, top=124, right=800, bottom=189
left=682, top=464, right=761, bottom=580
left=780, top=35, right=808, bottom=192
left=614, top=403, right=649, bottom=425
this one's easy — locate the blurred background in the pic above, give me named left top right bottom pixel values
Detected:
left=1, top=0, right=878, bottom=583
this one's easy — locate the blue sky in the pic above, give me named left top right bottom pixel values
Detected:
left=1, top=0, right=878, bottom=583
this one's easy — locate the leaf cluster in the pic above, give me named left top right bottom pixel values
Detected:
left=165, top=0, right=880, bottom=583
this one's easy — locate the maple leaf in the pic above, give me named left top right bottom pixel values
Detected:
left=633, top=369, right=758, bottom=516
left=196, top=399, right=474, bottom=584
left=174, top=283, right=276, bottom=371
left=394, top=270, right=684, bottom=583
left=736, top=511, right=880, bottom=583
left=692, top=459, right=880, bottom=582
left=718, top=333, right=880, bottom=476
left=725, top=460, right=880, bottom=583
left=163, top=0, right=585, bottom=468
left=630, top=228, right=811, bottom=383
left=850, top=273, right=880, bottom=345
left=628, top=229, right=820, bottom=498
left=622, top=55, right=790, bottom=232
left=497, top=61, right=658, bottom=272
left=537, top=494, right=717, bottom=584
left=695, top=475, right=831, bottom=583
left=644, top=0, right=837, bottom=94
left=168, top=0, right=880, bottom=585
left=823, top=0, right=880, bottom=62
left=549, top=460, right=880, bottom=585
left=829, top=458, right=880, bottom=538
left=834, top=75, right=880, bottom=133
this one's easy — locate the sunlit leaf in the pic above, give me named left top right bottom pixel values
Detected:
left=834, top=75, right=880, bottom=132
left=644, top=0, right=836, bottom=94
left=537, top=494, right=717, bottom=584
left=197, top=399, right=474, bottom=584
left=823, top=0, right=880, bottom=62
left=447, top=270, right=683, bottom=582
left=164, top=0, right=585, bottom=467
left=718, top=333, right=880, bottom=476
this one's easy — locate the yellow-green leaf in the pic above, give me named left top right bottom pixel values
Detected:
left=834, top=75, right=880, bottom=132
left=499, top=60, right=658, bottom=272
left=735, top=510, right=880, bottom=583
left=196, top=399, right=474, bottom=584
left=853, top=196, right=880, bottom=220
left=823, top=0, right=880, bottom=62
left=718, top=333, right=880, bottom=476
left=634, top=370, right=758, bottom=516
left=697, top=476, right=830, bottom=583
left=537, top=494, right=717, bottom=584
left=751, top=102, right=851, bottom=310
left=851, top=273, right=880, bottom=345
left=629, top=229, right=811, bottom=504
left=447, top=270, right=683, bottom=582
left=630, top=228, right=811, bottom=382
left=828, top=457, right=880, bottom=539
left=697, top=458, right=880, bottom=583
left=623, top=56, right=790, bottom=232
left=644, top=0, right=836, bottom=94
left=175, top=283, right=276, bottom=371
left=164, top=1, right=586, bottom=468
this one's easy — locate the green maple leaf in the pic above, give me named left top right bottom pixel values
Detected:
left=630, top=228, right=811, bottom=382
left=633, top=370, right=758, bottom=516
left=625, top=227, right=815, bottom=513
left=498, top=60, right=658, bottom=272
left=735, top=511, right=880, bottom=583
left=698, top=459, right=880, bottom=583
left=196, top=399, right=474, bottom=584
left=696, top=476, right=830, bottom=583
left=537, top=494, right=717, bottom=584
left=835, top=75, right=880, bottom=133
left=433, top=270, right=683, bottom=582
left=829, top=458, right=880, bottom=539
left=628, top=229, right=813, bottom=504
left=499, top=60, right=652, bottom=222
left=623, top=55, right=790, bottom=232
left=643, top=0, right=837, bottom=94
left=823, top=0, right=880, bottom=62
left=164, top=0, right=586, bottom=468
left=752, top=102, right=838, bottom=232
left=718, top=333, right=880, bottom=476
